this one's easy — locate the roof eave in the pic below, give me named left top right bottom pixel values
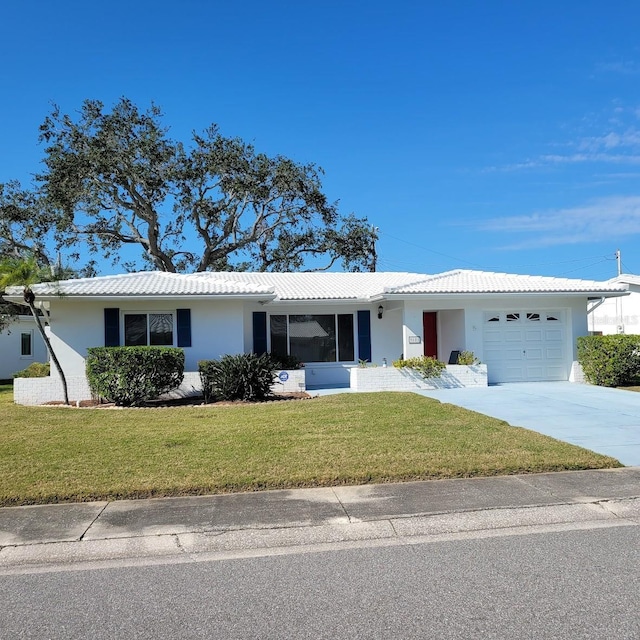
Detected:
left=376, top=290, right=630, bottom=299
left=5, top=292, right=278, bottom=303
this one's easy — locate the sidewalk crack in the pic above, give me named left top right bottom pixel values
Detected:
left=331, top=488, right=353, bottom=523
left=78, top=503, right=109, bottom=542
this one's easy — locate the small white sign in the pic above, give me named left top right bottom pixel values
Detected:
left=408, top=336, right=422, bottom=344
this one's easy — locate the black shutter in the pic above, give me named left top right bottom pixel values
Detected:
left=253, top=311, right=268, bottom=354
left=357, top=310, right=371, bottom=363
left=176, top=309, right=192, bottom=347
left=104, top=308, right=120, bottom=347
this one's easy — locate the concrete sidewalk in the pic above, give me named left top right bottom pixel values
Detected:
left=1, top=468, right=639, bottom=572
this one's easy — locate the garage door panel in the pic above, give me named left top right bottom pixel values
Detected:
left=483, top=309, right=569, bottom=383
left=505, top=365, right=526, bottom=381
left=525, top=366, right=544, bottom=379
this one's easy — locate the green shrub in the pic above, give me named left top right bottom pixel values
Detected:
left=86, top=346, right=185, bottom=406
left=457, top=350, right=480, bottom=365
left=199, top=353, right=278, bottom=402
left=13, top=362, right=50, bottom=378
left=392, top=355, right=446, bottom=379
left=577, top=335, right=640, bottom=387
left=269, top=353, right=304, bottom=370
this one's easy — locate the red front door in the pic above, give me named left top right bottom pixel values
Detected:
left=423, top=312, right=438, bottom=358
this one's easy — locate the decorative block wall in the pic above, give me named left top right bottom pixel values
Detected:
left=13, top=369, right=307, bottom=405
left=350, top=364, right=488, bottom=392
left=569, top=361, right=586, bottom=383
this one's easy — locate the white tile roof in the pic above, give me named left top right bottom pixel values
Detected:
left=4, top=271, right=275, bottom=298
left=610, top=273, right=640, bottom=288
left=385, top=270, right=628, bottom=295
left=188, top=271, right=429, bottom=300
left=4, top=269, right=627, bottom=302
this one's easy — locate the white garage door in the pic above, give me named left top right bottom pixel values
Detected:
left=483, top=310, right=568, bottom=383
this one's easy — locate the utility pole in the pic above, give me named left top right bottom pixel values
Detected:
left=616, top=249, right=621, bottom=276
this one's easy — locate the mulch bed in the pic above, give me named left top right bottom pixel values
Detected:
left=44, top=392, right=313, bottom=408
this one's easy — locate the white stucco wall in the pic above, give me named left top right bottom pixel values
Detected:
left=589, top=290, right=640, bottom=335
left=0, top=316, right=49, bottom=379
left=400, top=295, right=591, bottom=381
left=45, top=298, right=246, bottom=380
left=243, top=301, right=403, bottom=366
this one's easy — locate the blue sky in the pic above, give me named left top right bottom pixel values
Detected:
left=2, top=1, right=640, bottom=279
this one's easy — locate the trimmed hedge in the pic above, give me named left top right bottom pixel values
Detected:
left=86, top=346, right=184, bottom=406
left=13, top=362, right=50, bottom=378
left=577, top=335, right=640, bottom=387
left=199, top=353, right=278, bottom=402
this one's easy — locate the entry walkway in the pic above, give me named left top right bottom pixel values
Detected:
left=418, top=382, right=640, bottom=466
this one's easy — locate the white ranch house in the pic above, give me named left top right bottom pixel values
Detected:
left=589, top=274, right=640, bottom=335
left=4, top=269, right=628, bottom=405
left=0, top=315, right=48, bottom=380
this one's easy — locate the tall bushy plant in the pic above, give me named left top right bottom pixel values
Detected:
left=86, top=346, right=184, bottom=406
left=577, top=335, right=640, bottom=387
left=199, top=353, right=277, bottom=402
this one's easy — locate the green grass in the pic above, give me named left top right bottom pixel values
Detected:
left=0, top=384, right=621, bottom=506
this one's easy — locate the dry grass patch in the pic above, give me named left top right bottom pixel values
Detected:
left=0, top=385, right=621, bottom=505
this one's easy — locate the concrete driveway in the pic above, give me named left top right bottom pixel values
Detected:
left=418, top=382, right=640, bottom=466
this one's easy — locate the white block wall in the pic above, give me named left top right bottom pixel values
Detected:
left=14, top=375, right=92, bottom=405
left=569, top=361, right=586, bottom=383
left=13, top=369, right=307, bottom=405
left=350, top=365, right=488, bottom=392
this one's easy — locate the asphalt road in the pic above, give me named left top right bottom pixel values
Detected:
left=2, top=524, right=638, bottom=639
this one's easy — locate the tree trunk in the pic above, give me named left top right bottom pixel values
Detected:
left=26, top=300, right=70, bottom=406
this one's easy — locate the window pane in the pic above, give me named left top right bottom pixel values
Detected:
left=21, top=332, right=32, bottom=356
left=337, top=314, right=354, bottom=361
left=289, top=315, right=336, bottom=362
left=149, top=313, right=173, bottom=345
left=124, top=314, right=147, bottom=346
left=270, top=315, right=288, bottom=357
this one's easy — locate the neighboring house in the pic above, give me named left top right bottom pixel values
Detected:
left=589, top=274, right=640, bottom=335
left=3, top=269, right=627, bottom=403
left=0, top=315, right=48, bottom=380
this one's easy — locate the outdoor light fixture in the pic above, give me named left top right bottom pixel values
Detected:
left=378, top=305, right=384, bottom=319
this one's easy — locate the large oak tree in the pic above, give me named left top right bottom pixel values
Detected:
left=29, top=98, right=376, bottom=273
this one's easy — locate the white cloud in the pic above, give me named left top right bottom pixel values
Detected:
left=596, top=60, right=640, bottom=75
left=478, top=196, right=640, bottom=249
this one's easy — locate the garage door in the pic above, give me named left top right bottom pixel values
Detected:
left=483, top=310, right=568, bottom=383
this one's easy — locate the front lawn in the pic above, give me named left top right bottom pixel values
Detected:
left=0, top=384, right=621, bottom=505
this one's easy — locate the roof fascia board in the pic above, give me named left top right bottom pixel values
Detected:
left=376, top=291, right=630, bottom=300
left=263, top=298, right=368, bottom=306
left=16, top=293, right=278, bottom=303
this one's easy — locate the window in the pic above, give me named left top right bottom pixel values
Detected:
left=270, top=314, right=355, bottom=362
left=506, top=313, right=520, bottom=322
left=20, top=331, right=33, bottom=357
left=124, top=313, right=173, bottom=346
left=526, top=313, right=540, bottom=322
